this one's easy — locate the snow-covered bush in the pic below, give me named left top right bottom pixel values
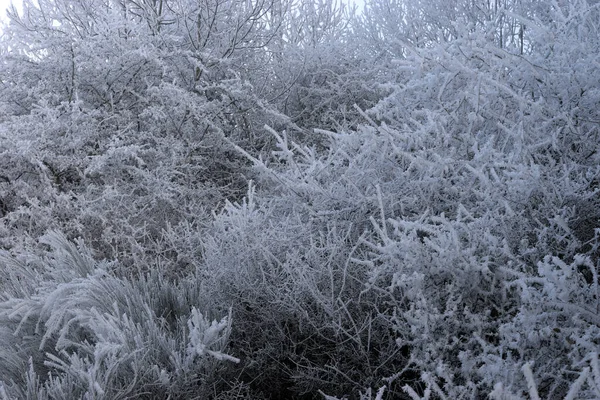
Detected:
left=0, top=0, right=289, bottom=265
left=208, top=116, right=524, bottom=396
left=199, top=1, right=600, bottom=397
left=0, top=0, right=599, bottom=398
left=0, top=232, right=238, bottom=399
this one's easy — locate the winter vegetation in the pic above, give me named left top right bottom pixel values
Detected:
left=0, top=0, right=599, bottom=398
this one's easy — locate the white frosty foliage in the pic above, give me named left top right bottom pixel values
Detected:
left=186, top=307, right=239, bottom=364
left=0, top=0, right=599, bottom=398
left=0, top=232, right=237, bottom=399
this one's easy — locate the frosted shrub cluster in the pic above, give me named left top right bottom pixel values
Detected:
left=0, top=232, right=237, bottom=399
left=0, top=0, right=599, bottom=398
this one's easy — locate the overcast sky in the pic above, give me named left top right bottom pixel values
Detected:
left=0, top=0, right=19, bottom=24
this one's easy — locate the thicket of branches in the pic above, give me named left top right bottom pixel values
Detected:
left=0, top=0, right=599, bottom=398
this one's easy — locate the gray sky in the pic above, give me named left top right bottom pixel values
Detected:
left=0, top=0, right=19, bottom=24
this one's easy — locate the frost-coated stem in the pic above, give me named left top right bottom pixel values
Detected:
left=521, top=362, right=540, bottom=400
left=564, top=367, right=589, bottom=400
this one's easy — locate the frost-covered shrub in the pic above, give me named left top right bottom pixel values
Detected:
left=494, top=255, right=600, bottom=398
left=0, top=232, right=238, bottom=399
left=197, top=114, right=518, bottom=397
left=0, top=0, right=290, bottom=266
left=0, top=0, right=599, bottom=398
left=198, top=176, right=409, bottom=397
left=347, top=0, right=600, bottom=396
left=202, top=1, right=600, bottom=395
